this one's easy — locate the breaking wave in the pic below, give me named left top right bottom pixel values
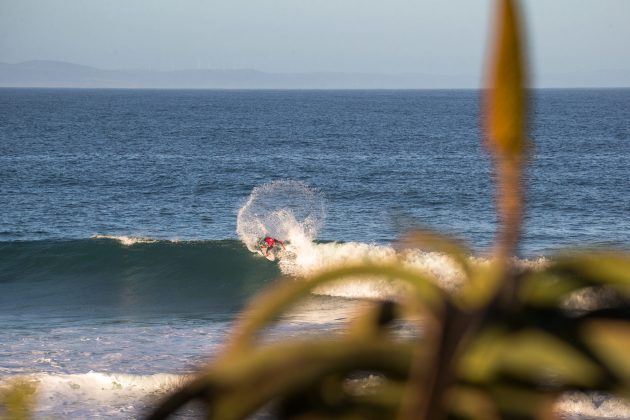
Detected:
left=235, top=181, right=547, bottom=299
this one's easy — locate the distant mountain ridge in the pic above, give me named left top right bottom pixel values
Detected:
left=1, top=60, right=629, bottom=89
left=0, top=60, right=470, bottom=89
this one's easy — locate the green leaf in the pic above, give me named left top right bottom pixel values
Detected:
left=446, top=386, right=501, bottom=420
left=553, top=252, right=630, bottom=291
left=519, top=271, right=584, bottom=306
left=223, top=263, right=444, bottom=358
left=212, top=339, right=415, bottom=419
left=460, top=327, right=603, bottom=387
left=582, top=320, right=630, bottom=383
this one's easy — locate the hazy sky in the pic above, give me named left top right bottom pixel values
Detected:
left=1, top=0, right=629, bottom=80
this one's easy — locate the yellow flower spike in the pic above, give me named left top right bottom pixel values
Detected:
left=484, top=0, right=528, bottom=160
left=483, top=0, right=529, bottom=305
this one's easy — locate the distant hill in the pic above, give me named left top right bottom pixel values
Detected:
left=1, top=60, right=629, bottom=89
left=0, top=60, right=473, bottom=89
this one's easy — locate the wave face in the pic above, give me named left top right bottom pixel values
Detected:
left=0, top=235, right=548, bottom=319
left=0, top=238, right=280, bottom=318
left=1, top=174, right=549, bottom=318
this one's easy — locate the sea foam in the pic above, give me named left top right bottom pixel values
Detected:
left=3, top=372, right=628, bottom=419
left=1, top=372, right=188, bottom=417
left=236, top=180, right=326, bottom=252
left=237, top=181, right=548, bottom=300
left=278, top=240, right=548, bottom=299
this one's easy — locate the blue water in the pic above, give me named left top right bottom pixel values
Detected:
left=2, top=89, right=628, bottom=252
left=0, top=88, right=629, bottom=417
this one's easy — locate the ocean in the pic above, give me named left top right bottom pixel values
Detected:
left=1, top=88, right=629, bottom=418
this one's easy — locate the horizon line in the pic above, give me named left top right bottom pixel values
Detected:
left=2, top=60, right=630, bottom=89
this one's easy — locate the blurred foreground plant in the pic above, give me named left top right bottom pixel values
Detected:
left=0, top=380, right=36, bottom=420
left=147, top=1, right=630, bottom=419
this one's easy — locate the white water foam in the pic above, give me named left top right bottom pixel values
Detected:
left=278, top=240, right=548, bottom=299
left=277, top=240, right=459, bottom=299
left=5, top=372, right=628, bottom=420
left=236, top=181, right=548, bottom=300
left=236, top=180, right=326, bottom=252
left=1, top=372, right=189, bottom=418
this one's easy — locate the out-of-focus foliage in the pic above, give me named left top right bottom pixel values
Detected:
left=141, top=0, right=630, bottom=419
left=0, top=381, right=36, bottom=420
left=146, top=249, right=630, bottom=420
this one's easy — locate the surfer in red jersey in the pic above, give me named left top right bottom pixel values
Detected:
left=260, top=236, right=285, bottom=257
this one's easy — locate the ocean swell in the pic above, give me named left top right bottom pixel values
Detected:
left=0, top=238, right=279, bottom=317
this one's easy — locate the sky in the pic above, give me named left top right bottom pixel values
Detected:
left=1, top=0, right=629, bottom=85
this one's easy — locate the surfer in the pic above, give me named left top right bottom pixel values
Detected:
left=260, top=236, right=285, bottom=257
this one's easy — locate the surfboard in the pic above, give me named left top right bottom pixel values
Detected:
left=257, top=250, right=276, bottom=261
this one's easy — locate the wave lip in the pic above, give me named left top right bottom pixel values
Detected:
left=90, top=234, right=159, bottom=246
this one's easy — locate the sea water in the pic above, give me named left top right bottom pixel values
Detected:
left=1, top=88, right=629, bottom=418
